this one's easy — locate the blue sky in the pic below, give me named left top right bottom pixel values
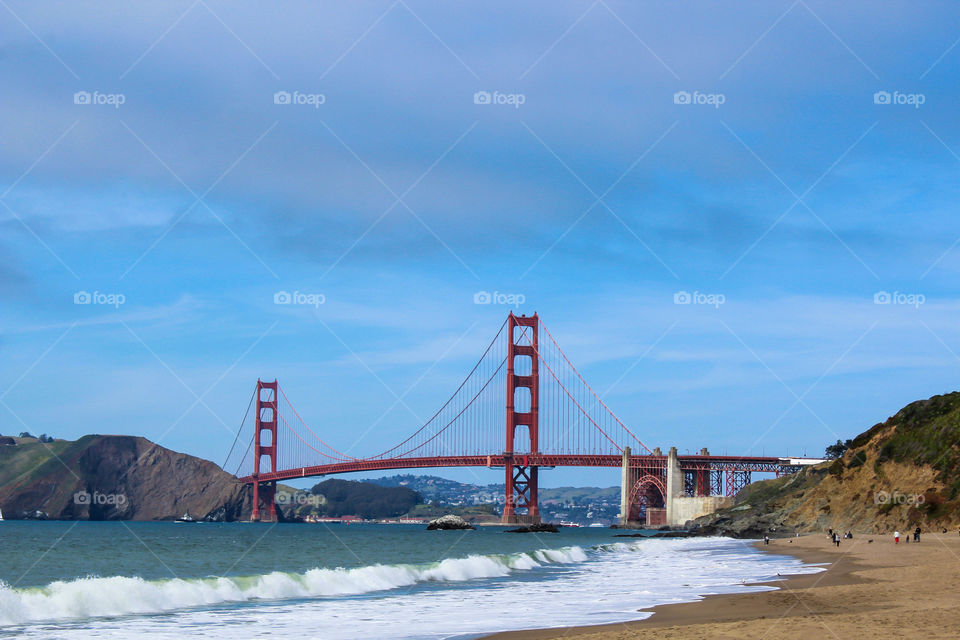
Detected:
left=2, top=1, right=960, bottom=489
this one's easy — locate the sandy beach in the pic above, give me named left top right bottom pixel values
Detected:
left=489, top=532, right=960, bottom=639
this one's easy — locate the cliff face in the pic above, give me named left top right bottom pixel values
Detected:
left=692, top=392, right=960, bottom=537
left=0, top=435, right=252, bottom=521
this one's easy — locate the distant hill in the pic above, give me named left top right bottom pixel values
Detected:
left=366, top=474, right=621, bottom=524
left=694, top=392, right=960, bottom=537
left=0, top=434, right=251, bottom=521
left=308, top=478, right=422, bottom=518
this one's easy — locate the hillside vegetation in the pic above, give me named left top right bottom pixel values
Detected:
left=694, top=391, right=960, bottom=536
left=0, top=434, right=250, bottom=520
left=306, top=478, right=421, bottom=518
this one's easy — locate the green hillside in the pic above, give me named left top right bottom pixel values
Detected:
left=694, top=391, right=960, bottom=536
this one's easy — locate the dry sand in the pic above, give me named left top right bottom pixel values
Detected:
left=488, top=532, right=960, bottom=640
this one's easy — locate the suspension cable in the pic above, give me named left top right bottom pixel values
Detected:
left=223, top=385, right=256, bottom=470
left=366, top=317, right=509, bottom=459
left=537, top=319, right=653, bottom=454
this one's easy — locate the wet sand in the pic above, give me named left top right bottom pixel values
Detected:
left=488, top=532, right=960, bottom=639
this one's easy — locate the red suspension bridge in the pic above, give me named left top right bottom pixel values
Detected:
left=225, top=313, right=817, bottom=524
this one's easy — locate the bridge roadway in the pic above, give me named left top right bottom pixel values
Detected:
left=239, top=453, right=792, bottom=484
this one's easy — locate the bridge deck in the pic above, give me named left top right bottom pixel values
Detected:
left=239, top=454, right=794, bottom=484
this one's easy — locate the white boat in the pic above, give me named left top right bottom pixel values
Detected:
left=175, top=512, right=198, bottom=523
left=0, top=507, right=4, bottom=521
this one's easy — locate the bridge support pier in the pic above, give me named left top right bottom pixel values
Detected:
left=619, top=447, right=633, bottom=526
left=252, top=481, right=277, bottom=522
left=664, top=446, right=684, bottom=526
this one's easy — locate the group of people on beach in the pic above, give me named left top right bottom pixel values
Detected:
left=893, top=527, right=922, bottom=543
left=817, top=526, right=960, bottom=546
left=826, top=528, right=852, bottom=546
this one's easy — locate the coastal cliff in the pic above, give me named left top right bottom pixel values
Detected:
left=0, top=435, right=251, bottom=520
left=692, top=391, right=960, bottom=537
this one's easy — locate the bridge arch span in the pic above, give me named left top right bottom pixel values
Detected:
left=627, top=474, right=666, bottom=523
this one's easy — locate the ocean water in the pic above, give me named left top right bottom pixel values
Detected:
left=0, top=522, right=821, bottom=638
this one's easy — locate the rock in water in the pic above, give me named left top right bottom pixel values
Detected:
left=426, top=514, right=475, bottom=530
left=505, top=523, right=559, bottom=533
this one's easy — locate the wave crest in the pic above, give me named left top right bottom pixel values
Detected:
left=0, top=545, right=587, bottom=626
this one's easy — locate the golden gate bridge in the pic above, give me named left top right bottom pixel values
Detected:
left=225, top=313, right=814, bottom=524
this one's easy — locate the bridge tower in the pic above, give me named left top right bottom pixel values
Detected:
left=502, top=312, right=540, bottom=524
left=251, top=379, right=278, bottom=522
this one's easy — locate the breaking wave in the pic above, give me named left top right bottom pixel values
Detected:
left=0, top=546, right=588, bottom=626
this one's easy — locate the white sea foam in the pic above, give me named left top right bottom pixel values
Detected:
left=1, top=538, right=824, bottom=639
left=0, top=546, right=587, bottom=626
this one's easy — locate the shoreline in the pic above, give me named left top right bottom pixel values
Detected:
left=487, top=532, right=960, bottom=639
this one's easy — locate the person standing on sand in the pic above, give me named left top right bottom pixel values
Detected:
left=914, top=526, right=921, bottom=542
left=894, top=530, right=900, bottom=544
left=764, top=535, right=769, bottom=545
left=834, top=533, right=840, bottom=547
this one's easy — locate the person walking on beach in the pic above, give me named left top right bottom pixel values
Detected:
left=764, top=535, right=769, bottom=545
left=914, top=526, right=921, bottom=542
left=894, top=530, right=900, bottom=544
left=834, top=532, right=840, bottom=547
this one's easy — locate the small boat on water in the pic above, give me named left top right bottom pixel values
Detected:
left=175, top=512, right=198, bottom=523
left=0, top=507, right=4, bottom=521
